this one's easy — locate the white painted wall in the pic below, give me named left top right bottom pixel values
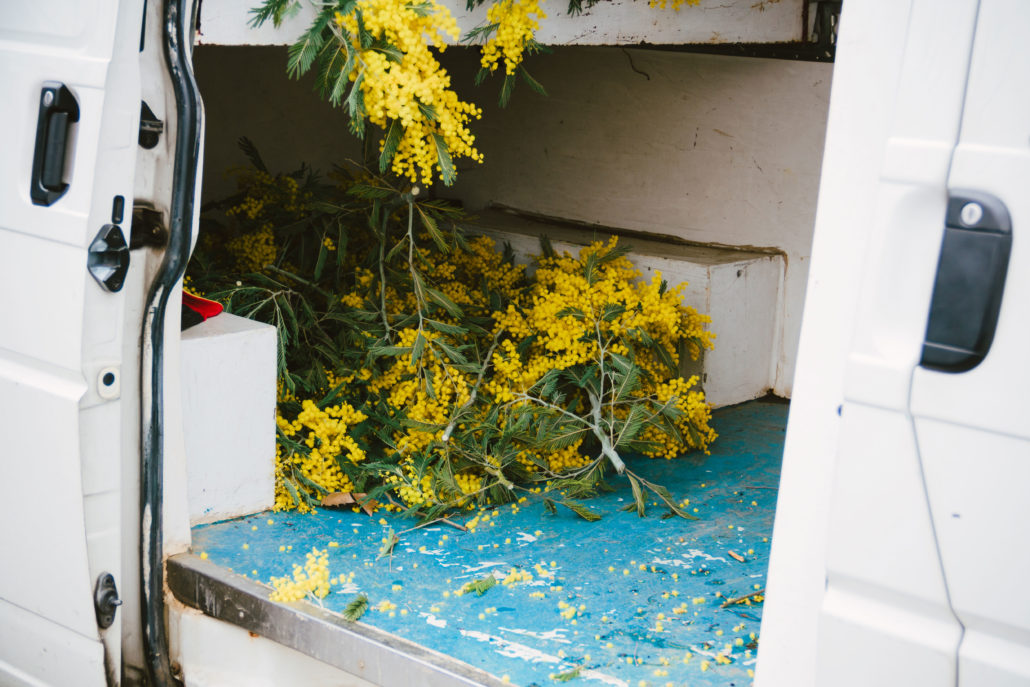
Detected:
left=443, top=47, right=831, bottom=395
left=194, top=45, right=831, bottom=396
left=193, top=46, right=365, bottom=203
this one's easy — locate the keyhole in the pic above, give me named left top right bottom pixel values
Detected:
left=103, top=372, right=116, bottom=386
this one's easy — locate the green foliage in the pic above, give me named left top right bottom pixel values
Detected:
left=462, top=575, right=498, bottom=596
left=553, top=666, right=583, bottom=682
left=343, top=593, right=369, bottom=620
left=378, top=529, right=400, bottom=558
left=186, top=143, right=716, bottom=521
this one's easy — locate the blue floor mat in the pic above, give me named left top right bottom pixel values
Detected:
left=191, top=399, right=787, bottom=687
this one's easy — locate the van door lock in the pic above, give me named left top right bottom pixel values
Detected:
left=920, top=191, right=1012, bottom=372
left=93, top=573, right=122, bottom=629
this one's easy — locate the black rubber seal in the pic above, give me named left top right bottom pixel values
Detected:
left=141, top=1, right=201, bottom=685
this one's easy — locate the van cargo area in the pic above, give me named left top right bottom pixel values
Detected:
left=6, top=1, right=1030, bottom=686
left=163, top=7, right=831, bottom=684
left=177, top=400, right=784, bottom=685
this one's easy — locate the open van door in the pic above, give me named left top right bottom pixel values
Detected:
left=907, top=1, right=1030, bottom=683
left=761, top=1, right=1029, bottom=686
left=0, top=1, right=144, bottom=684
left=0, top=1, right=202, bottom=684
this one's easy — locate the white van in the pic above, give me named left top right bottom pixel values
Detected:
left=0, top=0, right=1026, bottom=685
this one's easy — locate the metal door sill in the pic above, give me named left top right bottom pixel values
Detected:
left=167, top=553, right=508, bottom=687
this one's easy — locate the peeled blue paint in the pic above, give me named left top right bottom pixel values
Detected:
left=192, top=400, right=786, bottom=686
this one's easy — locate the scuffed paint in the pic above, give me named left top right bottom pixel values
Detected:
left=423, top=613, right=448, bottom=628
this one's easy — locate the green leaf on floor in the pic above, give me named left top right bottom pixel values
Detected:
left=343, top=593, right=369, bottom=621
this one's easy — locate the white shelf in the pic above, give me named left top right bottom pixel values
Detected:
left=469, top=210, right=783, bottom=407
left=197, top=0, right=804, bottom=47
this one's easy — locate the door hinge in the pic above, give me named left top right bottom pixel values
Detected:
left=131, top=207, right=168, bottom=249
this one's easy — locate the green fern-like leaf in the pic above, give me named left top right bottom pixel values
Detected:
left=462, top=575, right=497, bottom=596
left=431, top=133, right=456, bottom=186
left=249, top=0, right=300, bottom=28
left=286, top=11, right=330, bottom=78
left=498, top=72, right=516, bottom=108
left=237, top=136, right=268, bottom=172
left=519, top=65, right=547, bottom=96
left=379, top=120, right=403, bottom=173
left=343, top=593, right=369, bottom=621
left=560, top=498, right=602, bottom=522
left=553, top=666, right=583, bottom=682
left=378, top=529, right=399, bottom=558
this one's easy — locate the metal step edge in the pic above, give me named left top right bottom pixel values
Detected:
left=167, top=553, right=509, bottom=687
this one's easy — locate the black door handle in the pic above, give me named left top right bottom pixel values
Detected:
left=921, top=191, right=1012, bottom=372
left=30, top=82, right=80, bottom=207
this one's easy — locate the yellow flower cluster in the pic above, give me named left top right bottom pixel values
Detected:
left=384, top=459, right=437, bottom=507
left=501, top=567, right=533, bottom=585
left=480, top=0, right=546, bottom=75
left=557, top=598, right=585, bottom=620
left=455, top=471, right=484, bottom=498
left=449, top=235, right=525, bottom=302
left=641, top=375, right=717, bottom=457
left=227, top=224, right=276, bottom=272
left=182, top=275, right=203, bottom=297
left=262, top=227, right=715, bottom=511
left=274, top=400, right=368, bottom=512
left=368, top=327, right=473, bottom=459
left=482, top=237, right=717, bottom=467
left=222, top=170, right=308, bottom=271
left=514, top=439, right=591, bottom=474
left=337, top=0, right=482, bottom=184
left=269, top=547, right=332, bottom=602
left=227, top=171, right=304, bottom=219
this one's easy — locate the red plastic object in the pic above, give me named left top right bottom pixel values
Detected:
left=183, top=292, right=223, bottom=321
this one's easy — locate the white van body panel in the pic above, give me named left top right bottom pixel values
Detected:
left=911, top=2, right=1030, bottom=684
left=0, top=0, right=144, bottom=683
left=763, top=1, right=1030, bottom=686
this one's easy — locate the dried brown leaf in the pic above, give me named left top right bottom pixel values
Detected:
left=322, top=491, right=378, bottom=516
